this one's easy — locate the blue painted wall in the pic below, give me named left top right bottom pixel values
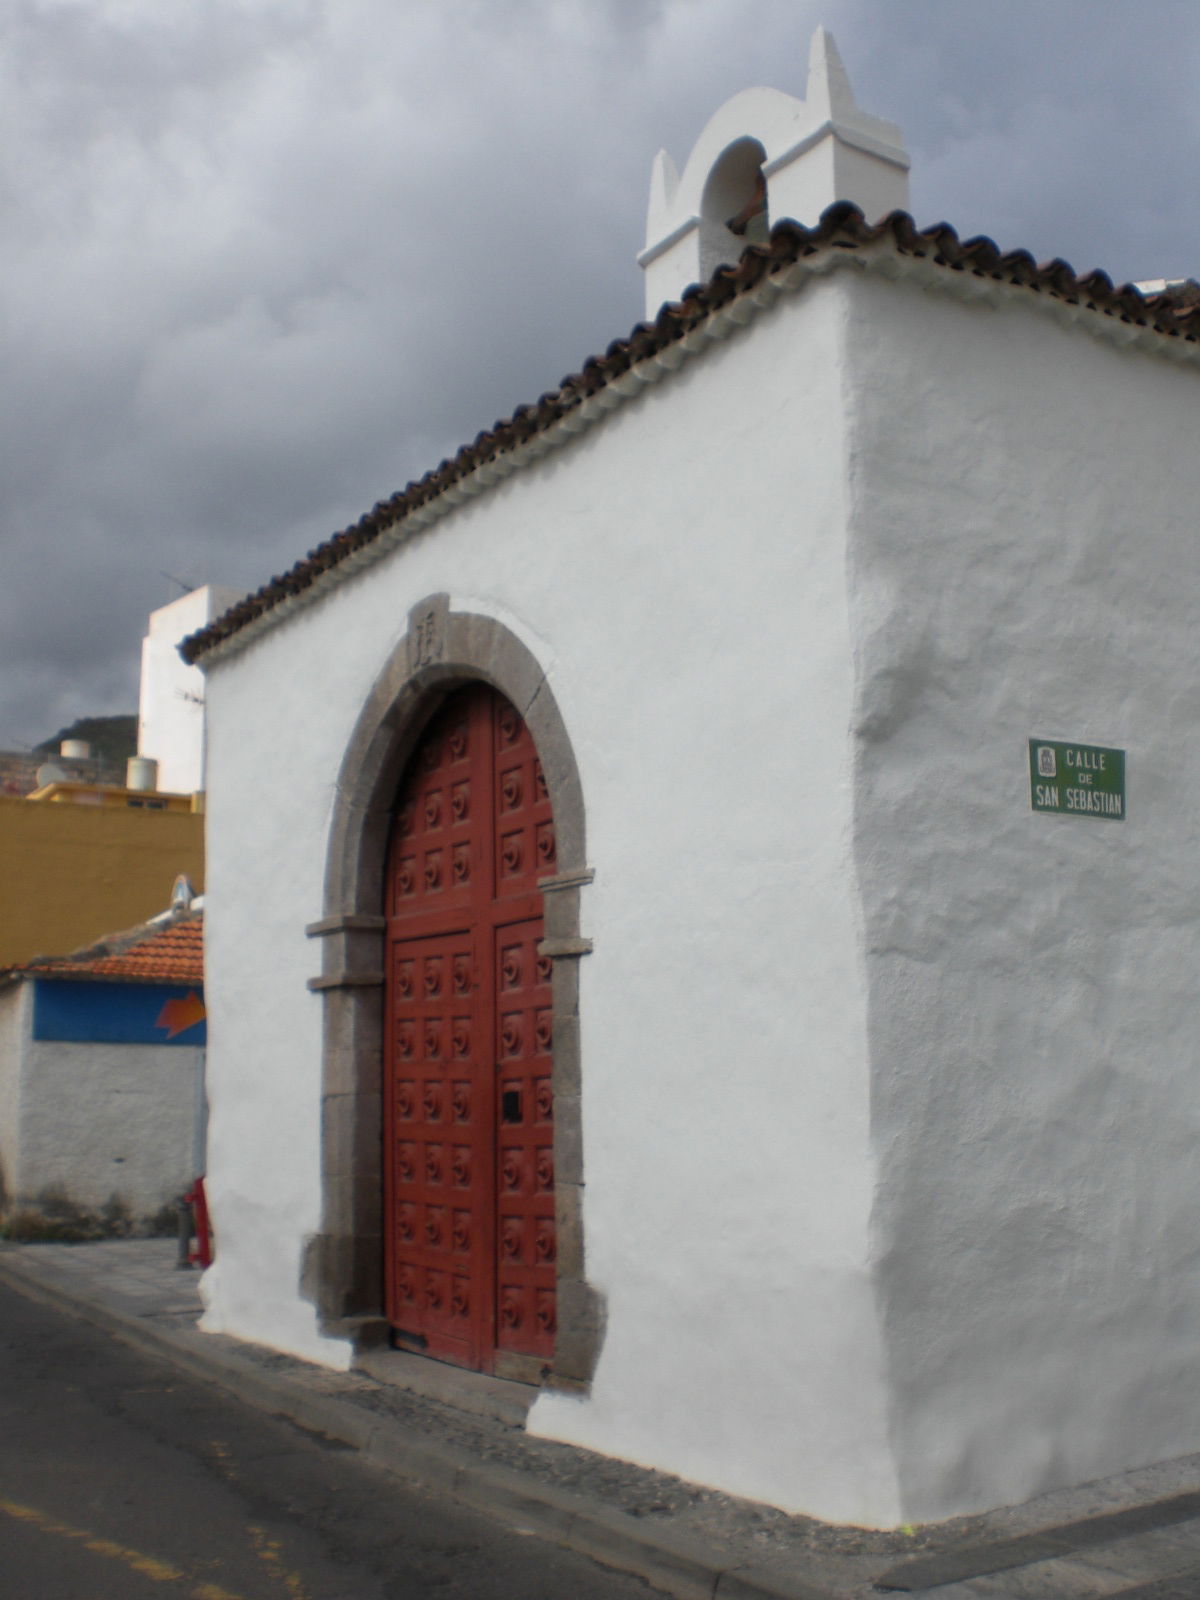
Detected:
left=32, top=980, right=206, bottom=1046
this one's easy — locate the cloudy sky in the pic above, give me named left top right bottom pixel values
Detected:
left=5, top=0, right=1199, bottom=747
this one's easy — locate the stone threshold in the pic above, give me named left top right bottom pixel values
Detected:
left=352, top=1344, right=537, bottom=1429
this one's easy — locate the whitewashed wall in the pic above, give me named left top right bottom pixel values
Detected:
left=0, top=984, right=30, bottom=1208
left=200, top=255, right=1200, bottom=1527
left=16, top=1023, right=202, bottom=1216
left=844, top=271, right=1200, bottom=1523
left=201, top=275, right=901, bottom=1523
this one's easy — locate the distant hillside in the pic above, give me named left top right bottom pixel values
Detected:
left=35, top=715, right=138, bottom=768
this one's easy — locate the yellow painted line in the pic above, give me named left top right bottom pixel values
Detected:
left=211, top=1443, right=311, bottom=1600
left=248, top=1523, right=312, bottom=1600
left=86, top=1536, right=184, bottom=1581
left=0, top=1496, right=249, bottom=1598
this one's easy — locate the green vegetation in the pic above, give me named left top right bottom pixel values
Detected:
left=35, top=714, right=138, bottom=768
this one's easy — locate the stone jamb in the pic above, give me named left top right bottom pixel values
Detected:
left=304, top=597, right=604, bottom=1389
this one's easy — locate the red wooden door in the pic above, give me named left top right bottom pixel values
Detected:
left=383, top=683, right=557, bottom=1373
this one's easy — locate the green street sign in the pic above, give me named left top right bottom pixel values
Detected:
left=1029, top=738, right=1125, bottom=821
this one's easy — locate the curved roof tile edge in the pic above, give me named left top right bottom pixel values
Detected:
left=0, top=911, right=204, bottom=988
left=182, top=201, right=1200, bottom=667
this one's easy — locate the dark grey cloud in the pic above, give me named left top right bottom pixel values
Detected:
left=3, top=0, right=1198, bottom=744
left=866, top=0, right=1200, bottom=280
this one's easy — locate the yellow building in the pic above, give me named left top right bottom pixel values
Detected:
left=0, top=793, right=205, bottom=966
left=25, top=780, right=198, bottom=813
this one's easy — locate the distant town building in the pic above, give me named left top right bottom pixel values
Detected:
left=0, top=742, right=125, bottom=799
left=0, top=592, right=217, bottom=965
left=138, top=586, right=240, bottom=797
left=0, top=791, right=204, bottom=967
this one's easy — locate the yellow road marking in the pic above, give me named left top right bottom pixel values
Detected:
left=210, top=1442, right=311, bottom=1600
left=0, top=1496, right=248, bottom=1598
left=248, top=1523, right=312, bottom=1600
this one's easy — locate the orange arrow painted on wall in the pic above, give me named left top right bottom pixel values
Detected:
left=156, top=991, right=206, bottom=1039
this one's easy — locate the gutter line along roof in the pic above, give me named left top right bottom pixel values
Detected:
left=182, top=201, right=1200, bottom=668
left=0, top=911, right=204, bottom=988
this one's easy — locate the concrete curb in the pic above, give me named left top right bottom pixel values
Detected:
left=0, top=1255, right=837, bottom=1600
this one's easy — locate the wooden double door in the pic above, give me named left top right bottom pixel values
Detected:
left=383, top=683, right=557, bottom=1374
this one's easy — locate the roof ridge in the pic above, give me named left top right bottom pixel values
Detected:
left=1, top=908, right=204, bottom=983
left=181, top=203, right=1200, bottom=667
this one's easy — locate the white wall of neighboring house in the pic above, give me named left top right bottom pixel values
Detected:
left=0, top=984, right=30, bottom=1209
left=138, top=586, right=240, bottom=794
left=199, top=274, right=903, bottom=1524
left=18, top=1032, right=202, bottom=1215
left=0, top=982, right=203, bottom=1217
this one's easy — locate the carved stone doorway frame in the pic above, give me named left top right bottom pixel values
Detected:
left=303, top=596, right=603, bottom=1389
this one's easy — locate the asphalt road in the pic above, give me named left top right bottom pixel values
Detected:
left=0, top=1279, right=654, bottom=1600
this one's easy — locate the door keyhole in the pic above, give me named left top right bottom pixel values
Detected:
left=501, top=1089, right=522, bottom=1124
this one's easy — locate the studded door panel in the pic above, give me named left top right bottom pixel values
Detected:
left=492, top=699, right=556, bottom=900
left=385, top=929, right=489, bottom=1366
left=388, top=691, right=481, bottom=926
left=495, top=920, right=556, bottom=1358
left=384, top=683, right=556, bottom=1373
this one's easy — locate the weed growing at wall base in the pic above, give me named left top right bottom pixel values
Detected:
left=0, top=1187, right=179, bottom=1242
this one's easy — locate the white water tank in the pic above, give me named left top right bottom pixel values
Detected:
left=126, top=755, right=159, bottom=792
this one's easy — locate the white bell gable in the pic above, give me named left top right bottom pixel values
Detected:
left=638, top=26, right=909, bottom=317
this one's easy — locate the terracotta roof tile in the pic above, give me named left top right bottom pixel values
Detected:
left=5, top=912, right=204, bottom=986
left=181, top=203, right=1200, bottom=665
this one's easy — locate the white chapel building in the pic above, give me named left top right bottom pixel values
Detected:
left=185, top=31, right=1200, bottom=1528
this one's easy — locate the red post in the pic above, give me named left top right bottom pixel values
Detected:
left=184, top=1177, right=213, bottom=1269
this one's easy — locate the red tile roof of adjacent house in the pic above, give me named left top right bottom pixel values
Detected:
left=180, top=202, right=1200, bottom=668
left=1, top=911, right=203, bottom=986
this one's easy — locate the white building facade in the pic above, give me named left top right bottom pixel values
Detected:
left=0, top=911, right=206, bottom=1221
left=139, top=585, right=241, bottom=795
left=187, top=35, right=1200, bottom=1529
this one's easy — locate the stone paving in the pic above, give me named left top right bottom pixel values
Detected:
left=6, top=1239, right=1200, bottom=1599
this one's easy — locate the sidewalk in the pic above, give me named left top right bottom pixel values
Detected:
left=4, top=1241, right=1200, bottom=1600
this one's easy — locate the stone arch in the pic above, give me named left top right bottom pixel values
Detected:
left=303, top=595, right=603, bottom=1389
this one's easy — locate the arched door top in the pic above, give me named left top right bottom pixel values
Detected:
left=304, top=598, right=603, bottom=1392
